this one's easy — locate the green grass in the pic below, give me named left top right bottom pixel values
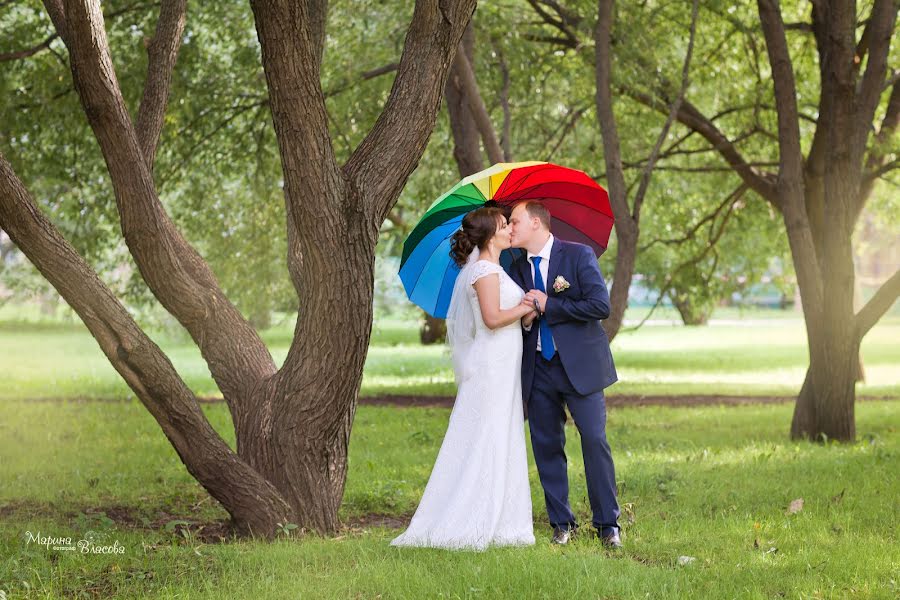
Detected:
left=1, top=304, right=899, bottom=597
left=1, top=306, right=898, bottom=400
left=1, top=399, right=898, bottom=598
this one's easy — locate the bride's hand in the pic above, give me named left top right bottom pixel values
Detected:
left=520, top=300, right=539, bottom=325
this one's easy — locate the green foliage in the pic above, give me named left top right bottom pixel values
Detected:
left=2, top=0, right=896, bottom=330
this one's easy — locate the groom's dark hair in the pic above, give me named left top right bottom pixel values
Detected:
left=518, top=200, right=552, bottom=231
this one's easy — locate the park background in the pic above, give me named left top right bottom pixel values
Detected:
left=1, top=0, right=899, bottom=598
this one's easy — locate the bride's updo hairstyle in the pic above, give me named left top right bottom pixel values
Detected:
left=449, top=205, right=507, bottom=267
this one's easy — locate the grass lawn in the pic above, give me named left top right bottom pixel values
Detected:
left=1, top=305, right=898, bottom=400
left=1, top=305, right=898, bottom=597
left=0, top=399, right=898, bottom=598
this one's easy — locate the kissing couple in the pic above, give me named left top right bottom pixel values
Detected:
left=391, top=200, right=621, bottom=551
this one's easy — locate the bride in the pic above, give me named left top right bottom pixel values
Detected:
left=391, top=206, right=538, bottom=551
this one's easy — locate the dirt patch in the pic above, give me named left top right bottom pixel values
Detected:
left=0, top=499, right=236, bottom=544
left=20, top=393, right=896, bottom=407
left=357, top=393, right=898, bottom=409
left=342, top=512, right=412, bottom=530
left=2, top=499, right=412, bottom=541
left=68, top=505, right=237, bottom=544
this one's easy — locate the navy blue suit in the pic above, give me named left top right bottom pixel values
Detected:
left=507, top=237, right=620, bottom=534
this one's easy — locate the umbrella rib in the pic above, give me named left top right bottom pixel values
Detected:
left=529, top=194, right=615, bottom=219
left=495, top=164, right=557, bottom=197
left=404, top=223, right=462, bottom=294
left=501, top=181, right=611, bottom=214
left=546, top=212, right=611, bottom=253
left=433, top=250, right=459, bottom=316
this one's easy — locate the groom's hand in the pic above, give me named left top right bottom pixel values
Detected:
left=524, top=289, right=548, bottom=313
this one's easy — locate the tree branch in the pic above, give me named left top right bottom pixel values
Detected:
left=54, top=0, right=277, bottom=404
left=595, top=0, right=631, bottom=234
left=626, top=89, right=779, bottom=205
left=0, top=151, right=293, bottom=534
left=343, top=0, right=478, bottom=222
left=639, top=183, right=748, bottom=252
left=323, top=62, right=399, bottom=98
left=857, top=80, right=900, bottom=216
left=248, top=0, right=343, bottom=299
left=757, top=0, right=824, bottom=319
left=854, top=0, right=898, bottom=159
left=135, top=0, right=187, bottom=170
left=18, top=2, right=161, bottom=60
left=544, top=106, right=587, bottom=160
left=525, top=0, right=581, bottom=49
left=856, top=269, right=900, bottom=339
left=0, top=35, right=57, bottom=62
left=497, top=42, right=513, bottom=162
left=444, top=22, right=483, bottom=176
left=453, top=46, right=504, bottom=164
left=631, top=0, right=700, bottom=221
left=624, top=186, right=738, bottom=333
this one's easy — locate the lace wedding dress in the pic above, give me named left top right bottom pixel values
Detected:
left=391, top=256, right=535, bottom=551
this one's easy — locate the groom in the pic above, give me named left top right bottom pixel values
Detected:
left=507, top=200, right=622, bottom=548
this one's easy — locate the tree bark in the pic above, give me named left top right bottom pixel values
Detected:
left=51, top=0, right=277, bottom=423
left=756, top=0, right=898, bottom=441
left=4, top=0, right=477, bottom=538
left=0, top=154, right=295, bottom=538
left=629, top=0, right=898, bottom=441
left=671, top=291, right=711, bottom=326
left=250, top=0, right=478, bottom=532
left=595, top=0, right=699, bottom=341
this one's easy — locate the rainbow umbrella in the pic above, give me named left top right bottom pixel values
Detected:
left=398, top=161, right=614, bottom=318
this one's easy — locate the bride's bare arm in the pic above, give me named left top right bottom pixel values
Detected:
left=474, top=274, right=534, bottom=330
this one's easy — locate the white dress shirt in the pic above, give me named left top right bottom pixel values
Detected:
left=524, top=234, right=554, bottom=351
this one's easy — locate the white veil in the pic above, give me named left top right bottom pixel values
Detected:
left=445, top=246, right=480, bottom=384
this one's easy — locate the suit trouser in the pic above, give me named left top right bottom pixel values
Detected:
left=528, top=352, right=620, bottom=534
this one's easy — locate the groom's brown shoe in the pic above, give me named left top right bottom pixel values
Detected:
left=551, top=525, right=577, bottom=545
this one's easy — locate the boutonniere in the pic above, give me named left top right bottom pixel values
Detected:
left=552, top=275, right=570, bottom=293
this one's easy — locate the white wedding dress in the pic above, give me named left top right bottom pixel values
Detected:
left=391, top=256, right=535, bottom=551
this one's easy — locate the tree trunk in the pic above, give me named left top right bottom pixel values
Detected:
left=250, top=0, right=478, bottom=533
left=418, top=20, right=482, bottom=347
left=595, top=0, right=699, bottom=341
left=603, top=224, right=636, bottom=339
left=1, top=0, right=477, bottom=540
left=420, top=314, right=447, bottom=344
left=671, top=291, right=710, bottom=326
left=594, top=0, right=634, bottom=342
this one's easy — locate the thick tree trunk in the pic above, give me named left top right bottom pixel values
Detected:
left=0, top=154, right=296, bottom=539
left=759, top=0, right=897, bottom=441
left=260, top=209, right=377, bottom=533
left=1, top=0, right=476, bottom=540
left=249, top=0, right=478, bottom=533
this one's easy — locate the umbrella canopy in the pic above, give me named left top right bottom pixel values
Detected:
left=399, top=161, right=614, bottom=318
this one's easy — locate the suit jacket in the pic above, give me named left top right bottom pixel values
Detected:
left=507, top=237, right=618, bottom=406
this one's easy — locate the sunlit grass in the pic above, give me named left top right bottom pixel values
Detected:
left=1, top=399, right=897, bottom=598
left=1, top=307, right=898, bottom=401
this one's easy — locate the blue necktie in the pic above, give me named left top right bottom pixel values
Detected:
left=531, top=256, right=556, bottom=360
